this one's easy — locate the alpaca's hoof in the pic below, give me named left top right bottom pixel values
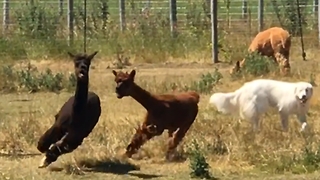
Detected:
left=38, top=156, right=51, bottom=168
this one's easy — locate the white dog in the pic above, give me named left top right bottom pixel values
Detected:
left=209, top=79, right=313, bottom=132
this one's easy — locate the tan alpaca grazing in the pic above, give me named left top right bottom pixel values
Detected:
left=230, top=27, right=291, bottom=75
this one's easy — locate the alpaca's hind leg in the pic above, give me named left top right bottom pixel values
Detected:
left=166, top=128, right=186, bottom=161
left=279, top=111, right=289, bottom=132
left=166, top=122, right=193, bottom=161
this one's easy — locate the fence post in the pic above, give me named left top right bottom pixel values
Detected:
left=211, top=0, right=219, bottom=63
left=59, top=0, right=63, bottom=16
left=258, top=0, right=264, bottom=32
left=314, top=0, right=318, bottom=17
left=145, top=0, right=150, bottom=8
left=2, top=0, right=9, bottom=35
left=169, top=0, right=177, bottom=37
left=119, top=0, right=125, bottom=31
left=318, top=0, right=320, bottom=45
left=242, top=0, right=247, bottom=19
left=68, top=0, right=74, bottom=46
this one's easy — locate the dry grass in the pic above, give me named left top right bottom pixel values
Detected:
left=1, top=38, right=320, bottom=179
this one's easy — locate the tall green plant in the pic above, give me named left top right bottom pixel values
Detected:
left=15, top=3, right=59, bottom=38
left=272, top=0, right=308, bottom=36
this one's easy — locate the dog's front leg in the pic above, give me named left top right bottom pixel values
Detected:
left=296, top=113, right=307, bottom=132
left=250, top=116, right=261, bottom=132
left=279, top=111, right=289, bottom=132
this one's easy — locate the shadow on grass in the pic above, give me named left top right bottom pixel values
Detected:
left=56, top=157, right=164, bottom=178
left=128, top=172, right=163, bottom=179
left=0, top=152, right=41, bottom=159
left=75, top=157, right=140, bottom=175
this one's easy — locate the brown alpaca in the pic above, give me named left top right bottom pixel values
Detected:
left=112, top=70, right=199, bottom=160
left=230, top=26, right=291, bottom=74
left=37, top=51, right=101, bottom=168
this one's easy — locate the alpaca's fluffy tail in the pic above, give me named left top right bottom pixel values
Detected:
left=188, top=91, right=200, bottom=104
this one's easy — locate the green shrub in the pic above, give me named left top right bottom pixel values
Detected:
left=0, top=64, right=76, bottom=93
left=241, top=52, right=278, bottom=76
left=258, top=145, right=320, bottom=174
left=188, top=140, right=216, bottom=180
left=186, top=68, right=223, bottom=94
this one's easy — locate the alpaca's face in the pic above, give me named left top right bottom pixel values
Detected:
left=112, top=70, right=136, bottom=99
left=75, top=59, right=90, bottom=79
left=67, top=51, right=98, bottom=81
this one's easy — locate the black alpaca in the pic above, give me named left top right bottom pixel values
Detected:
left=37, top=51, right=101, bottom=168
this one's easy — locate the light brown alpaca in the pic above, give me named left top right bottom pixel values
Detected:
left=230, top=27, right=291, bottom=75
left=112, top=69, right=200, bottom=161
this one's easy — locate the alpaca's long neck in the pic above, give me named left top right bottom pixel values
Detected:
left=73, top=79, right=89, bottom=112
left=129, top=83, right=160, bottom=112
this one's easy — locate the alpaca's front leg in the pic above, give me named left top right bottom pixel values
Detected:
left=37, top=125, right=64, bottom=153
left=274, top=52, right=290, bottom=74
left=38, top=130, right=83, bottom=168
left=125, top=123, right=162, bottom=158
left=125, top=132, right=155, bottom=158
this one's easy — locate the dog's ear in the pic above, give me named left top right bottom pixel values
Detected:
left=294, top=87, right=298, bottom=97
left=309, top=87, right=313, bottom=95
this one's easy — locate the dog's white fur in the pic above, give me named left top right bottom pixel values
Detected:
left=209, top=79, right=313, bottom=132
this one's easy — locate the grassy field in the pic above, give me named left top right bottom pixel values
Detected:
left=0, top=0, right=319, bottom=179
left=0, top=39, right=319, bottom=180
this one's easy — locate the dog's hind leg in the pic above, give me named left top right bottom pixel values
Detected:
left=250, top=115, right=261, bottom=132
left=279, top=111, right=289, bottom=132
left=242, top=101, right=261, bottom=132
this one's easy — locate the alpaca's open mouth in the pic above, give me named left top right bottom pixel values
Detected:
left=116, top=92, right=123, bottom=99
left=78, top=73, right=84, bottom=78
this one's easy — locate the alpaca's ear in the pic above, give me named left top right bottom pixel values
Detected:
left=172, top=128, right=180, bottom=138
left=129, top=70, right=136, bottom=79
left=235, top=61, right=240, bottom=68
left=87, top=51, right=98, bottom=61
left=112, top=70, right=117, bottom=76
left=134, top=123, right=142, bottom=131
left=67, top=52, right=75, bottom=58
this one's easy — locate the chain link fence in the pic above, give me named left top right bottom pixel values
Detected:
left=0, top=0, right=318, bottom=61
